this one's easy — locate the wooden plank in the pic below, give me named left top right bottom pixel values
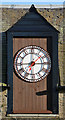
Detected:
left=11, top=25, right=50, bottom=32
left=13, top=110, right=52, bottom=113
left=17, top=18, right=45, bottom=22
left=24, top=13, right=41, bottom=18
left=16, top=21, right=47, bottom=25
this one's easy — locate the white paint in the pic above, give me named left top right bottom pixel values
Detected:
left=7, top=113, right=59, bottom=117
left=0, top=4, right=64, bottom=8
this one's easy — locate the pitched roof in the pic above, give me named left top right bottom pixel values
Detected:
left=7, top=4, right=59, bottom=33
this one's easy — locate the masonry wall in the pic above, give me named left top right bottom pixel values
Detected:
left=0, top=7, right=65, bottom=119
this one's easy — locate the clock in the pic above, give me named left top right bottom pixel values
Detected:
left=14, top=46, right=51, bottom=82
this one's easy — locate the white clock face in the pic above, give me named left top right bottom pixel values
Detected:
left=14, top=46, right=51, bottom=82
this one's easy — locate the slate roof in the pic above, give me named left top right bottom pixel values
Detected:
left=7, top=4, right=59, bottom=33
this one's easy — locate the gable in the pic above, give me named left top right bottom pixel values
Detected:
left=8, top=5, right=59, bottom=33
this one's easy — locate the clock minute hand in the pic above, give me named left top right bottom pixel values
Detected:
left=29, top=53, right=43, bottom=71
left=34, top=53, right=43, bottom=63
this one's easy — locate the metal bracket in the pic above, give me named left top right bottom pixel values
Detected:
left=0, top=83, right=10, bottom=90
left=56, top=85, right=65, bottom=92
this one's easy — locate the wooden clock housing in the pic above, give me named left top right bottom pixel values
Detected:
left=2, top=5, right=59, bottom=114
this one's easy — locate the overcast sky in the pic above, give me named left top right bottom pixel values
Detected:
left=0, top=0, right=65, bottom=4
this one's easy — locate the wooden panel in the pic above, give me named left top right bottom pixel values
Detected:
left=13, top=38, right=49, bottom=113
left=2, top=32, right=7, bottom=84
left=11, top=25, right=50, bottom=32
left=16, top=20, right=47, bottom=25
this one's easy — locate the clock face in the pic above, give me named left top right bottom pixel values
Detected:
left=14, top=46, right=51, bottom=82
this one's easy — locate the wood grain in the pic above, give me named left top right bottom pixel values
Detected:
left=13, top=38, right=50, bottom=113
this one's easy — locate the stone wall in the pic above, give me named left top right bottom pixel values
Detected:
left=0, top=7, right=65, bottom=120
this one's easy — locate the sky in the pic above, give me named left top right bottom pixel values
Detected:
left=0, top=0, right=65, bottom=5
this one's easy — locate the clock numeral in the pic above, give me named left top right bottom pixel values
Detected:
left=24, top=50, right=28, bottom=54
left=35, top=73, right=40, bottom=79
left=21, top=71, right=27, bottom=77
left=38, top=73, right=41, bottom=77
left=44, top=64, right=48, bottom=70
left=27, top=49, right=31, bottom=53
left=19, top=56, right=23, bottom=59
left=17, top=63, right=22, bottom=66
left=37, top=50, right=41, bottom=55
left=43, top=62, right=49, bottom=65
left=31, top=49, right=34, bottom=53
left=39, top=71, right=45, bottom=77
left=17, top=57, right=23, bottom=64
left=20, top=52, right=25, bottom=58
left=25, top=72, right=29, bottom=77
left=41, top=67, right=48, bottom=74
left=38, top=73, right=44, bottom=80
left=33, top=49, right=39, bottom=54
left=18, top=68, right=24, bottom=72
left=41, top=55, right=46, bottom=59
left=31, top=75, right=35, bottom=79
left=42, top=67, right=47, bottom=72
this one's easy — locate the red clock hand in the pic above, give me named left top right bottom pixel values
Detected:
left=29, top=54, right=43, bottom=71
left=34, top=54, right=43, bottom=63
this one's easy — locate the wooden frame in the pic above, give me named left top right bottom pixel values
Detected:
left=6, top=31, right=59, bottom=114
